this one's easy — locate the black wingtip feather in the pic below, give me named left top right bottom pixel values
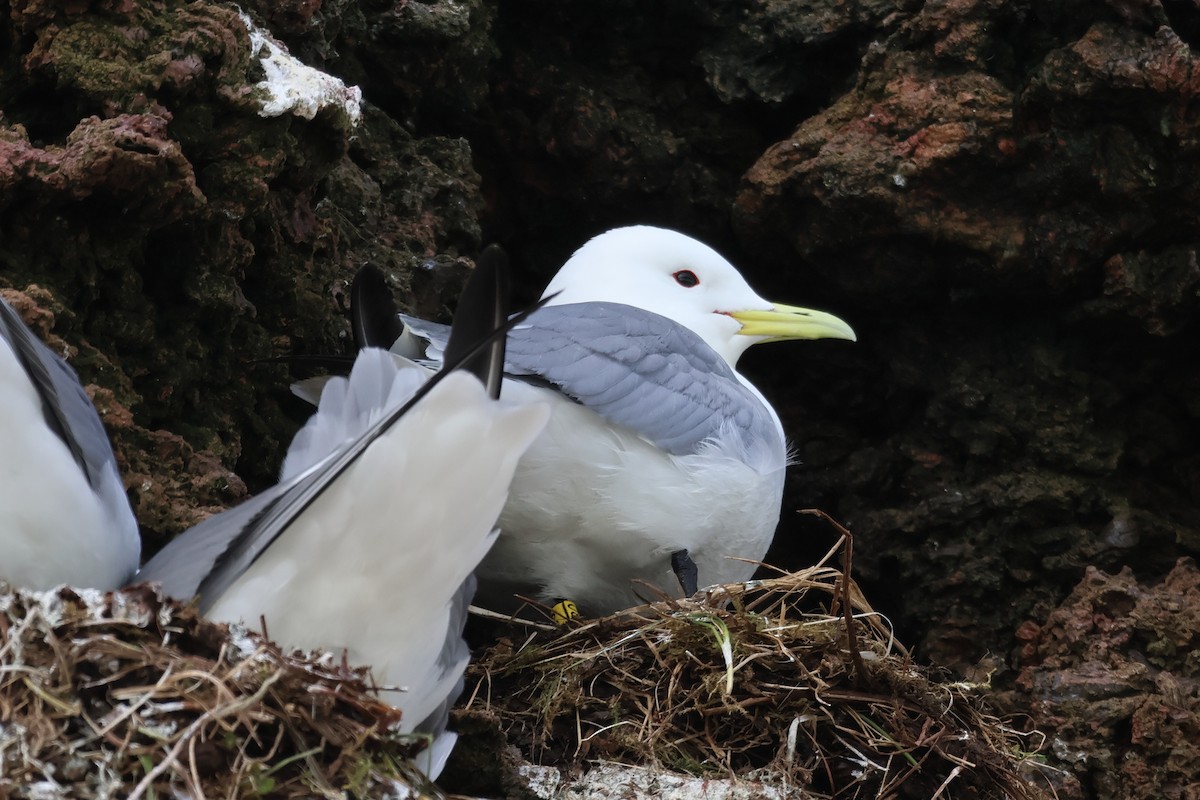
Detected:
left=443, top=245, right=510, bottom=399
left=197, top=261, right=551, bottom=598
left=351, top=265, right=406, bottom=351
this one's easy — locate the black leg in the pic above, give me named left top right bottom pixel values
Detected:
left=671, top=549, right=699, bottom=596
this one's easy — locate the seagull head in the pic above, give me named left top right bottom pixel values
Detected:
left=541, top=226, right=856, bottom=366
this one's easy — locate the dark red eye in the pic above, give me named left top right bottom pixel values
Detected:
left=673, top=270, right=699, bottom=288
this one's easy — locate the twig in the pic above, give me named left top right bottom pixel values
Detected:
left=800, top=509, right=870, bottom=686
left=127, top=669, right=284, bottom=800
left=929, top=765, right=964, bottom=799
left=468, top=604, right=557, bottom=632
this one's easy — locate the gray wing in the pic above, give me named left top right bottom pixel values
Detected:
left=137, top=356, right=452, bottom=611
left=0, top=298, right=138, bottom=537
left=394, top=313, right=450, bottom=362
left=140, top=250, right=523, bottom=769
left=413, top=571, right=475, bottom=739
left=141, top=249, right=518, bottom=617
left=504, top=302, right=780, bottom=456
left=135, top=486, right=288, bottom=603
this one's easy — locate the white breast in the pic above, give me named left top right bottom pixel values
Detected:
left=476, top=381, right=787, bottom=615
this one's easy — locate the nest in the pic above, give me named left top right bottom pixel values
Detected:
left=0, top=583, right=437, bottom=799
left=462, top=518, right=1052, bottom=799
left=0, top=517, right=1053, bottom=799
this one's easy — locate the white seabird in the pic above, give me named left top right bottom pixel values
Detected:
left=353, top=226, right=857, bottom=616
left=0, top=294, right=140, bottom=590
left=134, top=248, right=549, bottom=778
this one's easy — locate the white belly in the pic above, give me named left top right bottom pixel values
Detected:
left=477, top=384, right=787, bottom=615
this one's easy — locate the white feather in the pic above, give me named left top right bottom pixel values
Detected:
left=0, top=335, right=138, bottom=590
left=205, top=351, right=549, bottom=755
left=476, top=381, right=786, bottom=613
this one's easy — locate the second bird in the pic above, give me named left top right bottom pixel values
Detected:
left=349, top=226, right=857, bottom=616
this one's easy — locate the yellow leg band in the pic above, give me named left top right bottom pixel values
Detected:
left=551, top=600, right=579, bottom=625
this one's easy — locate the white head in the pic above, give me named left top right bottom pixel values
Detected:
left=541, top=226, right=855, bottom=366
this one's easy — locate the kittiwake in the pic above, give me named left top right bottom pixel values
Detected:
left=349, top=225, right=857, bottom=616
left=0, top=293, right=140, bottom=590
left=134, top=247, right=550, bottom=777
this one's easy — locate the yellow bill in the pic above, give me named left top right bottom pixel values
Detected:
left=729, top=303, right=857, bottom=343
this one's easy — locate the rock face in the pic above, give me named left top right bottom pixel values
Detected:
left=1009, top=560, right=1200, bottom=800
left=1, top=0, right=1198, bottom=795
left=0, top=0, right=483, bottom=551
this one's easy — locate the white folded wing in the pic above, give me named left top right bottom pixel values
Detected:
left=0, top=297, right=139, bottom=590
left=140, top=349, right=548, bottom=777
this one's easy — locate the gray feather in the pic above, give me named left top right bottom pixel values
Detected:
left=394, top=314, right=450, bottom=362
left=389, top=303, right=781, bottom=457
left=413, top=571, right=475, bottom=739
left=135, top=488, right=285, bottom=603
left=137, top=253, right=539, bottom=752
left=143, top=261, right=539, bottom=605
left=504, top=302, right=781, bottom=456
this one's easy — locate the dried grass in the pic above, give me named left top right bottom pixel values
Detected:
left=0, top=583, right=437, bottom=799
left=464, top=515, right=1052, bottom=799
left=0, top=514, right=1055, bottom=799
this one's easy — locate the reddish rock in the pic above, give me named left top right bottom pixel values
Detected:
left=1006, top=560, right=1200, bottom=799
left=725, top=0, right=1200, bottom=680
left=0, top=0, right=482, bottom=536
left=0, top=114, right=203, bottom=218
